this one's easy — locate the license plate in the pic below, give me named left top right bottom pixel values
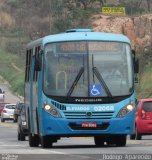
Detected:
left=81, top=122, right=97, bottom=128
left=10, top=116, right=13, bottom=118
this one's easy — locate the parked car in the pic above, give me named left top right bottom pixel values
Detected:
left=130, top=99, right=152, bottom=140
left=13, top=102, right=24, bottom=122
left=1, top=104, right=16, bottom=122
left=0, top=88, right=5, bottom=102
left=17, top=104, right=28, bottom=141
left=0, top=102, right=9, bottom=116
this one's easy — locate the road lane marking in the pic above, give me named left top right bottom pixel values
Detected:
left=0, top=146, right=67, bottom=154
left=43, top=150, right=67, bottom=154
left=0, top=145, right=24, bottom=147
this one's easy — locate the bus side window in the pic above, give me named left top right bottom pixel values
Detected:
left=33, top=46, right=40, bottom=81
left=25, top=50, right=29, bottom=82
left=25, top=49, right=32, bottom=82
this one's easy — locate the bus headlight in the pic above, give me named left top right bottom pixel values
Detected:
left=117, top=104, right=135, bottom=118
left=45, top=105, right=51, bottom=110
left=44, top=104, right=61, bottom=118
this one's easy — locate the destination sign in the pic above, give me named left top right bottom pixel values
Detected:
left=89, top=43, right=118, bottom=52
left=57, top=42, right=120, bottom=53
left=59, top=43, right=86, bottom=53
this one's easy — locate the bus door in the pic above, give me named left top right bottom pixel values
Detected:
left=30, top=54, right=38, bottom=133
left=32, top=47, right=40, bottom=134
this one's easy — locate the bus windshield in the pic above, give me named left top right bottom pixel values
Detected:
left=43, top=41, right=133, bottom=98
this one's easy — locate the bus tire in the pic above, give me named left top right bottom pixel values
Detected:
left=18, top=127, right=25, bottom=141
left=20, top=131, right=26, bottom=141
left=18, top=132, right=21, bottom=141
left=94, top=136, right=105, bottom=147
left=130, top=134, right=135, bottom=140
left=115, top=135, right=126, bottom=147
left=106, top=137, right=115, bottom=146
left=18, top=131, right=25, bottom=141
left=41, top=136, right=53, bottom=148
left=29, top=133, right=39, bottom=147
left=28, top=112, right=39, bottom=147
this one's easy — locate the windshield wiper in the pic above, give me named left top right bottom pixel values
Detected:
left=92, top=67, right=112, bottom=98
left=67, top=67, right=84, bottom=97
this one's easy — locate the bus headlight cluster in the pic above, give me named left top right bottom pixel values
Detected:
left=117, top=104, right=135, bottom=118
left=44, top=104, right=61, bottom=118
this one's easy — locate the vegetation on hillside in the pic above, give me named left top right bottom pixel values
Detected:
left=137, top=62, right=152, bottom=99
left=0, top=49, right=24, bottom=95
left=1, top=0, right=152, bottom=41
left=0, top=0, right=152, bottom=97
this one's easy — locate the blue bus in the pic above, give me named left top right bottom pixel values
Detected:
left=24, top=29, right=138, bottom=148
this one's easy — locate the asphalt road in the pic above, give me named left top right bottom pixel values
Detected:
left=0, top=84, right=22, bottom=103
left=0, top=84, right=152, bottom=160
left=0, top=121, right=152, bottom=160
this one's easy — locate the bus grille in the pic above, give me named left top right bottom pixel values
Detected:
left=63, top=111, right=114, bottom=119
left=51, top=101, right=66, bottom=110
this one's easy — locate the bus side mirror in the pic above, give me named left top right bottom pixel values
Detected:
left=134, top=58, right=139, bottom=73
left=35, top=50, right=43, bottom=71
left=132, top=50, right=139, bottom=73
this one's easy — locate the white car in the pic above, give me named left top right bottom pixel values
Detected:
left=1, top=104, right=16, bottom=122
left=0, top=88, right=5, bottom=102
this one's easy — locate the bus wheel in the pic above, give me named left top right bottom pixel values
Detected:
left=115, top=135, right=126, bottom=147
left=130, top=134, right=136, bottom=140
left=94, top=136, right=105, bottom=147
left=18, top=132, right=21, bottom=141
left=18, top=131, right=25, bottom=141
left=18, top=127, right=25, bottom=141
left=29, top=133, right=39, bottom=147
left=20, top=131, right=25, bottom=141
left=28, top=112, right=39, bottom=147
left=106, top=137, right=115, bottom=146
left=41, top=136, right=53, bottom=148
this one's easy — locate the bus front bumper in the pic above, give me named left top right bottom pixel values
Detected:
left=41, top=112, right=134, bottom=136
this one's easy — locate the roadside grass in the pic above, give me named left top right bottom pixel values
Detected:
left=0, top=48, right=25, bottom=96
left=136, top=62, right=152, bottom=99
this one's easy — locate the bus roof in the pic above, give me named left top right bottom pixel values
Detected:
left=27, top=29, right=131, bottom=49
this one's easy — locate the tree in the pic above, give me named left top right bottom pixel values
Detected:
left=146, top=0, right=151, bottom=12
left=48, top=0, right=103, bottom=34
left=118, top=0, right=144, bottom=15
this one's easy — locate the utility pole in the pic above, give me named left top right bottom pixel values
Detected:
left=18, top=5, right=23, bottom=55
left=49, top=0, right=54, bottom=34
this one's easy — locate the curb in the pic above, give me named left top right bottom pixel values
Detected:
left=0, top=122, right=17, bottom=128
